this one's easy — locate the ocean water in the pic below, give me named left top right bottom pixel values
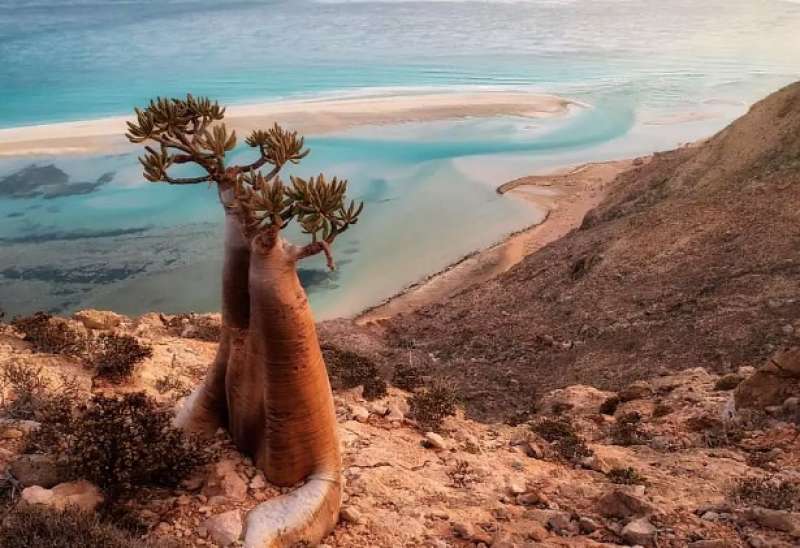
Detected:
left=1, top=0, right=799, bottom=318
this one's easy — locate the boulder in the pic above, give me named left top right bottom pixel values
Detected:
left=735, top=347, right=800, bottom=408
left=9, top=454, right=66, bottom=488
left=621, top=517, right=656, bottom=546
left=423, top=432, right=447, bottom=451
left=72, top=309, right=123, bottom=330
left=202, top=510, right=243, bottom=546
left=539, top=385, right=616, bottom=415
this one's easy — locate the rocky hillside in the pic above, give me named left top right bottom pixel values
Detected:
left=384, top=81, right=800, bottom=424
left=1, top=311, right=800, bottom=547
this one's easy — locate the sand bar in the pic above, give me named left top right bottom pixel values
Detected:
left=0, top=91, right=575, bottom=156
left=356, top=156, right=645, bottom=324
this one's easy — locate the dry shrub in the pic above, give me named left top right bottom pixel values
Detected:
left=532, top=417, right=593, bottom=464
left=11, top=312, right=88, bottom=356
left=322, top=345, right=387, bottom=400
left=733, top=476, right=800, bottom=511
left=0, top=362, right=81, bottom=453
left=611, top=412, right=651, bottom=446
left=67, top=392, right=204, bottom=497
left=154, top=373, right=191, bottom=399
left=87, top=333, right=152, bottom=382
left=409, top=381, right=457, bottom=430
left=608, top=466, right=647, bottom=485
left=0, top=505, right=150, bottom=548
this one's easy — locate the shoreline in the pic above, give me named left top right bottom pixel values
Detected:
left=356, top=156, right=645, bottom=325
left=0, top=91, right=575, bottom=157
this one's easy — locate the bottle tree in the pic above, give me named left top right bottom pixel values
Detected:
left=126, top=96, right=363, bottom=546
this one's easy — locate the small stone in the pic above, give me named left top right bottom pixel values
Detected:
left=341, top=506, right=364, bottom=524
left=578, top=516, right=600, bottom=533
left=527, top=523, right=548, bottom=541
left=517, top=491, right=547, bottom=506
left=506, top=478, right=527, bottom=496
left=621, top=517, right=656, bottom=546
left=249, top=474, right=266, bottom=490
left=202, top=510, right=242, bottom=547
left=203, top=460, right=247, bottom=501
left=547, top=511, right=573, bottom=535
left=369, top=401, right=389, bottom=416
left=597, top=488, right=656, bottom=518
left=21, top=485, right=55, bottom=506
left=423, top=432, right=447, bottom=451
left=701, top=511, right=720, bottom=521
left=782, top=324, right=794, bottom=335
left=349, top=404, right=370, bottom=423
left=490, top=531, right=515, bottom=548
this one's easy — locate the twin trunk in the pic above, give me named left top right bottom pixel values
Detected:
left=177, top=202, right=341, bottom=547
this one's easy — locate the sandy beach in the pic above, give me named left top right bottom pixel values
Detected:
left=0, top=91, right=575, bottom=156
left=356, top=156, right=644, bottom=324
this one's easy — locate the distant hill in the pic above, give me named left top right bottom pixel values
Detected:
left=386, top=81, right=800, bottom=423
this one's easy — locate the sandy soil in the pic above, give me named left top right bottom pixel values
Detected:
left=0, top=91, right=575, bottom=156
left=357, top=157, right=643, bottom=325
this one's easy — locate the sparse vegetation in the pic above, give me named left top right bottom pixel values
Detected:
left=608, top=466, right=647, bottom=485
left=0, top=505, right=150, bottom=548
left=323, top=345, right=387, bottom=400
left=0, top=362, right=81, bottom=453
left=87, top=333, right=152, bottom=382
left=732, top=476, right=800, bottom=511
left=532, top=418, right=593, bottom=463
left=67, top=392, right=205, bottom=497
left=611, top=412, right=651, bottom=446
left=409, top=381, right=457, bottom=430
left=448, top=459, right=479, bottom=488
left=154, top=373, right=191, bottom=399
left=652, top=402, right=673, bottom=418
left=11, top=312, right=88, bottom=356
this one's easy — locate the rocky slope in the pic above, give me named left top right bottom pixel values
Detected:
left=1, top=311, right=799, bottom=547
left=383, top=81, right=800, bottom=425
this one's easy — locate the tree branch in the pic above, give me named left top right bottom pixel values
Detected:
left=162, top=174, right=213, bottom=185
left=294, top=240, right=335, bottom=270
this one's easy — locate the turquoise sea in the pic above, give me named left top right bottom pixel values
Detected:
left=1, top=0, right=799, bottom=318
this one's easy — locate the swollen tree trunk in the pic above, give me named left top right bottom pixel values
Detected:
left=236, top=237, right=341, bottom=547
left=176, top=185, right=251, bottom=435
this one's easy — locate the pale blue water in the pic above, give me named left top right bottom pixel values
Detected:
left=1, top=0, right=799, bottom=318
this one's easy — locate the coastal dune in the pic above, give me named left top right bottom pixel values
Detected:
left=0, top=91, right=575, bottom=156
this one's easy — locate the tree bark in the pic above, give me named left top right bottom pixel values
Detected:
left=233, top=236, right=342, bottom=547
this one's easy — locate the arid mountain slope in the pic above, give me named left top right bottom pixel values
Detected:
left=386, top=81, right=800, bottom=424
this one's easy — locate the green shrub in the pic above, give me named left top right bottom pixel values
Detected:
left=0, top=505, right=150, bottom=548
left=322, top=345, right=387, bottom=400
left=67, top=392, right=204, bottom=497
left=532, top=418, right=593, bottom=464
left=409, top=382, right=457, bottom=430
left=87, top=333, right=152, bottom=382
left=11, top=312, right=87, bottom=356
